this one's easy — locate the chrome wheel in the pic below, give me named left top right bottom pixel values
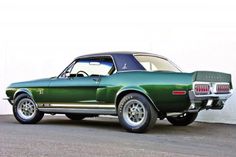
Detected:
left=123, top=99, right=147, bottom=127
left=17, top=98, right=37, bottom=120
left=118, top=93, right=158, bottom=133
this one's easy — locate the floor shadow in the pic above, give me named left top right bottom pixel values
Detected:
left=3, top=115, right=231, bottom=136
left=38, top=116, right=209, bottom=135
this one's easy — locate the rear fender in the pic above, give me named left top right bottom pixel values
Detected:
left=115, top=86, right=160, bottom=112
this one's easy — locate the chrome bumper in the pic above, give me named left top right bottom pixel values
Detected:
left=3, top=97, right=14, bottom=105
left=188, top=90, right=233, bottom=112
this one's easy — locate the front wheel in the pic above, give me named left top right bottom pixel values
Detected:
left=13, top=94, right=44, bottom=124
left=167, top=112, right=198, bottom=126
left=118, top=93, right=157, bottom=133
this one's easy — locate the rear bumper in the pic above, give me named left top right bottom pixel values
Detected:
left=187, top=90, right=233, bottom=112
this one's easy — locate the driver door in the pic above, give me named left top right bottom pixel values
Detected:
left=47, top=57, right=101, bottom=104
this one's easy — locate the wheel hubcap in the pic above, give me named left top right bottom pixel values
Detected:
left=123, top=99, right=147, bottom=127
left=17, top=98, right=37, bottom=120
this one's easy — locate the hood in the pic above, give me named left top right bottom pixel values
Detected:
left=8, top=77, right=53, bottom=88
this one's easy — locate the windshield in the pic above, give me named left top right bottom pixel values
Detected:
left=134, top=55, right=180, bottom=72
left=58, top=56, right=116, bottom=78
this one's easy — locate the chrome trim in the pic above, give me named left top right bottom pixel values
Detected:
left=192, top=90, right=233, bottom=99
left=58, top=60, right=75, bottom=78
left=76, top=55, right=118, bottom=74
left=193, top=82, right=211, bottom=95
left=206, top=99, right=213, bottom=107
left=123, top=99, right=147, bottom=127
left=38, top=108, right=116, bottom=115
left=133, top=54, right=182, bottom=72
left=189, top=89, right=233, bottom=110
left=3, top=97, right=14, bottom=105
left=187, top=103, right=200, bottom=112
left=212, top=82, right=230, bottom=94
left=58, top=55, right=118, bottom=78
left=116, top=70, right=146, bottom=73
left=17, top=98, right=37, bottom=120
left=13, top=88, right=33, bottom=100
left=188, top=86, right=233, bottom=111
left=11, top=89, right=38, bottom=107
left=38, top=103, right=115, bottom=109
left=133, top=53, right=168, bottom=61
left=193, top=81, right=232, bottom=97
left=166, top=112, right=183, bottom=117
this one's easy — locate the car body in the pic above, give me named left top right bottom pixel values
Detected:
left=5, top=52, right=233, bottom=132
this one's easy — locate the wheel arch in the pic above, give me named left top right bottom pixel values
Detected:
left=13, top=88, right=33, bottom=100
left=115, top=87, right=160, bottom=112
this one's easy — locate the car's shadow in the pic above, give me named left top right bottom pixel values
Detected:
left=33, top=116, right=211, bottom=135
left=42, top=117, right=124, bottom=131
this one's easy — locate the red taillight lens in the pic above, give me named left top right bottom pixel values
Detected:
left=194, top=84, right=210, bottom=95
left=216, top=84, right=230, bottom=93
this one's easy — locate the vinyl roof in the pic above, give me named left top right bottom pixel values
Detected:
left=75, top=51, right=167, bottom=59
left=74, top=51, right=169, bottom=72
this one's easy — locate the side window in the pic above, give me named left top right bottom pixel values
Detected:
left=134, top=55, right=180, bottom=72
left=68, top=56, right=115, bottom=77
left=139, top=62, right=158, bottom=71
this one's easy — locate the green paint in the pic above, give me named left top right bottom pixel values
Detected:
left=6, top=70, right=232, bottom=114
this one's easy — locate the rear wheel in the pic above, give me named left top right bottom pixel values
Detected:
left=118, top=93, right=157, bottom=133
left=65, top=114, right=87, bottom=121
left=13, top=94, right=44, bottom=124
left=167, top=112, right=198, bottom=126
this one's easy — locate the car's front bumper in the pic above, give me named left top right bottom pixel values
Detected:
left=3, top=97, right=13, bottom=105
left=187, top=90, right=233, bottom=112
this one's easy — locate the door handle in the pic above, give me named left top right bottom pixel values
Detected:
left=92, top=78, right=100, bottom=83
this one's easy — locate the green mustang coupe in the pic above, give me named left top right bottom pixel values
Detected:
left=5, top=52, right=233, bottom=133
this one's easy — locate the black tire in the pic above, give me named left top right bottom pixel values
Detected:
left=167, top=112, right=198, bottom=126
left=65, top=114, right=86, bottom=120
left=118, top=93, right=157, bottom=133
left=13, top=94, right=44, bottom=124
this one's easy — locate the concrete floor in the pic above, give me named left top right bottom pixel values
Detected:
left=0, top=115, right=236, bottom=157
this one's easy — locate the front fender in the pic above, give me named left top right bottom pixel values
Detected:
left=13, top=88, right=34, bottom=100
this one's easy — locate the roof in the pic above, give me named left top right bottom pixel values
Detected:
left=74, top=51, right=168, bottom=72
left=75, top=51, right=167, bottom=59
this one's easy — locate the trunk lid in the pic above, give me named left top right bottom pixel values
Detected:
left=192, top=71, right=232, bottom=88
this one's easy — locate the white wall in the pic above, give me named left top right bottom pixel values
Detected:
left=0, top=0, right=236, bottom=124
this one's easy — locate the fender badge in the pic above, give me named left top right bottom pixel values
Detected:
left=39, top=89, right=44, bottom=95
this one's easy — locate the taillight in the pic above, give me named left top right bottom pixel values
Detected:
left=216, top=84, right=230, bottom=94
left=194, top=83, right=210, bottom=95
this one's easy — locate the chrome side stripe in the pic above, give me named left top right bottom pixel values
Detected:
left=38, top=103, right=115, bottom=109
left=38, top=108, right=116, bottom=115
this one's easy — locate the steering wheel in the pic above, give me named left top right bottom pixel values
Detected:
left=76, top=70, right=89, bottom=77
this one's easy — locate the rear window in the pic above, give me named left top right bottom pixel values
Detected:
left=134, top=55, right=180, bottom=72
